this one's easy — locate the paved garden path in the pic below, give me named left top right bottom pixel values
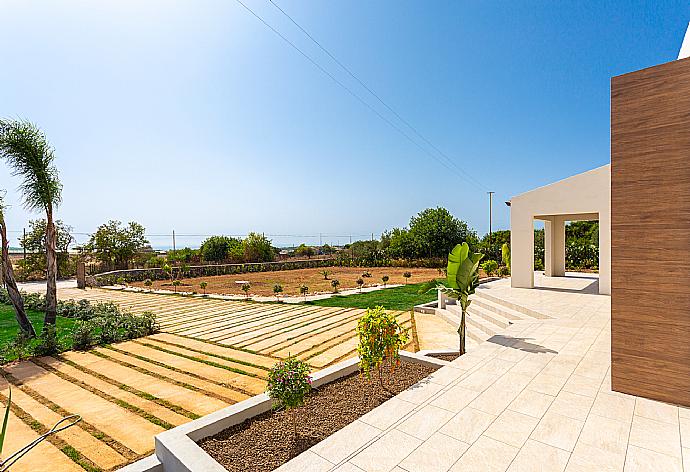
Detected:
left=2, top=287, right=428, bottom=471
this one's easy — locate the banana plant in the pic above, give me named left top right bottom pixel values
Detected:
left=420, top=242, right=482, bottom=355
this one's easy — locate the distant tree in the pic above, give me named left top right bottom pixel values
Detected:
left=19, top=218, right=74, bottom=278
left=241, top=282, right=251, bottom=299
left=0, top=191, right=36, bottom=337
left=273, top=283, right=283, bottom=302
left=200, top=281, right=208, bottom=294
left=478, top=229, right=511, bottom=263
left=200, top=236, right=242, bottom=263
left=321, top=244, right=336, bottom=255
left=243, top=232, right=274, bottom=263
left=403, top=271, right=412, bottom=284
left=407, top=207, right=478, bottom=258
left=381, top=275, right=389, bottom=287
left=299, top=284, right=309, bottom=300
left=331, top=279, right=340, bottom=293
left=85, top=220, right=148, bottom=269
left=356, top=277, right=364, bottom=292
left=0, top=119, right=63, bottom=325
left=294, top=244, right=315, bottom=259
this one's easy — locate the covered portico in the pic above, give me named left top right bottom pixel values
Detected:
left=509, top=164, right=611, bottom=295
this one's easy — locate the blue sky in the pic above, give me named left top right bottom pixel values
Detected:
left=0, top=1, right=688, bottom=248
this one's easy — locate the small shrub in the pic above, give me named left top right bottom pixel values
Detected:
left=144, top=279, right=153, bottom=290
left=93, top=313, right=122, bottom=344
left=321, top=270, right=330, bottom=280
left=200, top=281, right=208, bottom=294
left=381, top=275, right=389, bottom=286
left=116, top=277, right=126, bottom=286
left=356, top=306, right=409, bottom=386
left=361, top=271, right=372, bottom=278
left=33, top=325, right=62, bottom=357
left=273, top=284, right=283, bottom=302
left=241, top=283, right=251, bottom=299
left=1, top=333, right=32, bottom=362
left=72, top=321, right=95, bottom=351
left=331, top=279, right=340, bottom=293
left=403, top=271, right=412, bottom=284
left=498, top=266, right=511, bottom=277
left=356, top=277, right=364, bottom=291
left=482, top=260, right=498, bottom=277
left=299, top=284, right=309, bottom=300
left=534, top=258, right=544, bottom=271
left=266, top=357, right=312, bottom=436
left=172, top=280, right=181, bottom=293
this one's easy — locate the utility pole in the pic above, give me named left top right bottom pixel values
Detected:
left=488, top=191, right=495, bottom=248
left=172, top=230, right=176, bottom=252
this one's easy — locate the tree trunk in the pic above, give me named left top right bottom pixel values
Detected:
left=458, top=309, right=466, bottom=355
left=0, top=220, right=36, bottom=337
left=44, top=208, right=58, bottom=325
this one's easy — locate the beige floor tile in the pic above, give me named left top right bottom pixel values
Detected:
left=427, top=365, right=468, bottom=386
left=274, top=450, right=333, bottom=472
left=397, top=404, right=456, bottom=440
left=359, top=397, right=417, bottom=430
left=396, top=380, right=445, bottom=405
left=530, top=411, right=584, bottom=452
left=683, top=447, right=690, bottom=472
left=634, top=398, right=679, bottom=425
left=506, top=438, right=570, bottom=472
left=680, top=417, right=690, bottom=449
left=311, top=420, right=381, bottom=464
left=430, top=384, right=480, bottom=413
left=590, top=391, right=635, bottom=423
left=577, top=414, right=630, bottom=455
left=333, top=463, right=365, bottom=472
left=439, top=407, right=496, bottom=443
left=628, top=415, right=682, bottom=458
left=399, top=432, right=469, bottom=472
left=566, top=442, right=625, bottom=472
left=484, top=409, right=540, bottom=448
left=624, top=445, right=682, bottom=472
left=459, top=370, right=502, bottom=392
left=350, top=429, right=422, bottom=472
left=449, top=435, right=519, bottom=472
left=508, top=389, right=554, bottom=418
left=562, top=374, right=601, bottom=398
left=548, top=391, right=595, bottom=422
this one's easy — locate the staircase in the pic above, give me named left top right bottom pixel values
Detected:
left=431, top=288, right=548, bottom=348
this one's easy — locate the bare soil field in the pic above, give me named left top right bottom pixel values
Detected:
left=131, top=267, right=442, bottom=297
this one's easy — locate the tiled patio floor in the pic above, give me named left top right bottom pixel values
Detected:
left=278, top=273, right=690, bottom=472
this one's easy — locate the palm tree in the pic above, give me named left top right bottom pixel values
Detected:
left=0, top=120, right=62, bottom=326
left=0, top=192, right=36, bottom=337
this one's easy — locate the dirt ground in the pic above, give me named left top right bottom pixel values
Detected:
left=130, top=266, right=442, bottom=297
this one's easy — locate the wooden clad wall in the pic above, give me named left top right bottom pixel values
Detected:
left=611, top=56, right=690, bottom=406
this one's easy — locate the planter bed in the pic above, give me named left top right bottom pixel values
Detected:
left=427, top=352, right=461, bottom=362
left=199, top=359, right=437, bottom=472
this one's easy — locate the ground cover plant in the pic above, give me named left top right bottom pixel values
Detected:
left=306, top=281, right=438, bottom=311
left=130, top=266, right=440, bottom=297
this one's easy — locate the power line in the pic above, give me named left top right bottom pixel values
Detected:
left=267, top=0, right=489, bottom=192
left=232, top=0, right=486, bottom=191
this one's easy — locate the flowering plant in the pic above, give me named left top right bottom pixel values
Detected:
left=356, top=306, right=409, bottom=386
left=266, top=357, right=312, bottom=436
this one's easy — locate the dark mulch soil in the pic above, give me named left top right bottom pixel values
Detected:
left=199, top=360, right=438, bottom=472
left=427, top=352, right=461, bottom=362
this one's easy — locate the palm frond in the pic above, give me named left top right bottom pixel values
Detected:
left=0, top=119, right=62, bottom=213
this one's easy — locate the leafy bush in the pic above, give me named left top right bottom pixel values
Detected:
left=266, top=357, right=312, bottom=436
left=144, top=279, right=153, bottom=290
left=241, top=283, right=251, bottom=299
left=0, top=333, right=32, bottom=363
left=93, top=313, right=122, bottom=344
left=403, top=271, right=412, bottom=283
left=356, top=306, right=409, bottom=385
left=33, top=325, right=62, bottom=356
left=71, top=321, right=95, bottom=351
left=273, top=284, right=283, bottom=301
left=200, top=281, right=208, bottom=294
left=299, top=284, right=308, bottom=299
left=482, top=260, right=498, bottom=276
left=381, top=275, right=389, bottom=286
left=498, top=266, right=511, bottom=277
left=321, top=270, right=330, bottom=280
left=331, top=279, right=340, bottom=293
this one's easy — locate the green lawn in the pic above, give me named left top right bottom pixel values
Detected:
left=0, top=304, right=76, bottom=345
left=304, top=281, right=438, bottom=311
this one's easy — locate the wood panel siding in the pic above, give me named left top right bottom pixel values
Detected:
left=611, top=56, right=690, bottom=406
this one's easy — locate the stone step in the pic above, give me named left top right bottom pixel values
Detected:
left=473, top=289, right=549, bottom=319
left=434, top=307, right=489, bottom=346
left=467, top=303, right=512, bottom=329
left=468, top=295, right=527, bottom=322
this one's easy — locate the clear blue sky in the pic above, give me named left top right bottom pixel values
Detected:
left=1, top=1, right=687, bottom=248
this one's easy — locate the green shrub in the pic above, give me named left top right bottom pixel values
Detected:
left=403, top=271, right=412, bottom=284
left=0, top=333, right=32, bottom=363
left=382, top=275, right=389, bottom=286
left=498, top=266, right=511, bottom=277
left=321, top=270, right=330, bottom=280
left=331, top=279, right=340, bottom=293
left=93, top=313, right=122, bottom=344
left=72, top=321, right=95, bottom=351
left=273, top=284, right=283, bottom=301
left=144, top=279, right=153, bottom=290
left=356, top=278, right=364, bottom=291
left=241, top=283, right=251, bottom=299
left=482, top=260, right=498, bottom=276
left=534, top=258, right=544, bottom=271
left=266, top=357, right=312, bottom=436
left=299, top=284, right=309, bottom=299
left=33, top=325, right=62, bottom=356
left=200, top=281, right=208, bottom=294
left=356, top=306, right=409, bottom=385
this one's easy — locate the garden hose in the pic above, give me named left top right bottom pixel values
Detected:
left=0, top=414, right=82, bottom=471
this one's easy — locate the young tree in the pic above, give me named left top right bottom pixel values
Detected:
left=381, top=275, right=389, bottom=287
left=266, top=357, right=312, bottom=438
left=273, top=283, right=283, bottom=302
left=172, top=280, right=181, bottom=293
left=243, top=232, right=275, bottom=263
left=356, top=277, right=364, bottom=292
left=0, top=192, right=36, bottom=337
left=403, top=271, right=412, bottom=284
left=241, top=282, right=251, bottom=299
left=320, top=270, right=330, bottom=280
left=299, top=284, right=308, bottom=300
left=200, top=281, right=208, bottom=294
left=331, top=279, right=340, bottom=293
left=144, top=279, right=153, bottom=291
left=0, top=119, right=63, bottom=326
left=19, top=218, right=74, bottom=278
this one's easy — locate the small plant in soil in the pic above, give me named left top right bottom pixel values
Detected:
left=356, top=277, right=364, bottom=292
left=273, top=284, right=283, bottom=302
left=242, top=282, right=251, bottom=299
left=299, top=284, right=308, bottom=300
left=266, top=357, right=312, bottom=437
left=481, top=259, right=498, bottom=277
left=116, top=276, right=126, bottom=286
left=144, top=278, right=153, bottom=291
left=172, top=280, right=181, bottom=293
left=330, top=279, right=340, bottom=293
left=356, top=306, right=409, bottom=387
left=403, top=271, right=412, bottom=284
left=361, top=271, right=372, bottom=278
left=381, top=275, right=389, bottom=287
left=320, top=270, right=330, bottom=280
left=200, top=281, right=208, bottom=294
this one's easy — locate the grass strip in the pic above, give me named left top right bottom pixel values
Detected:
left=2, top=372, right=139, bottom=461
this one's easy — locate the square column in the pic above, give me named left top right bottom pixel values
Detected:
left=544, top=216, right=566, bottom=277
left=510, top=205, right=534, bottom=289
